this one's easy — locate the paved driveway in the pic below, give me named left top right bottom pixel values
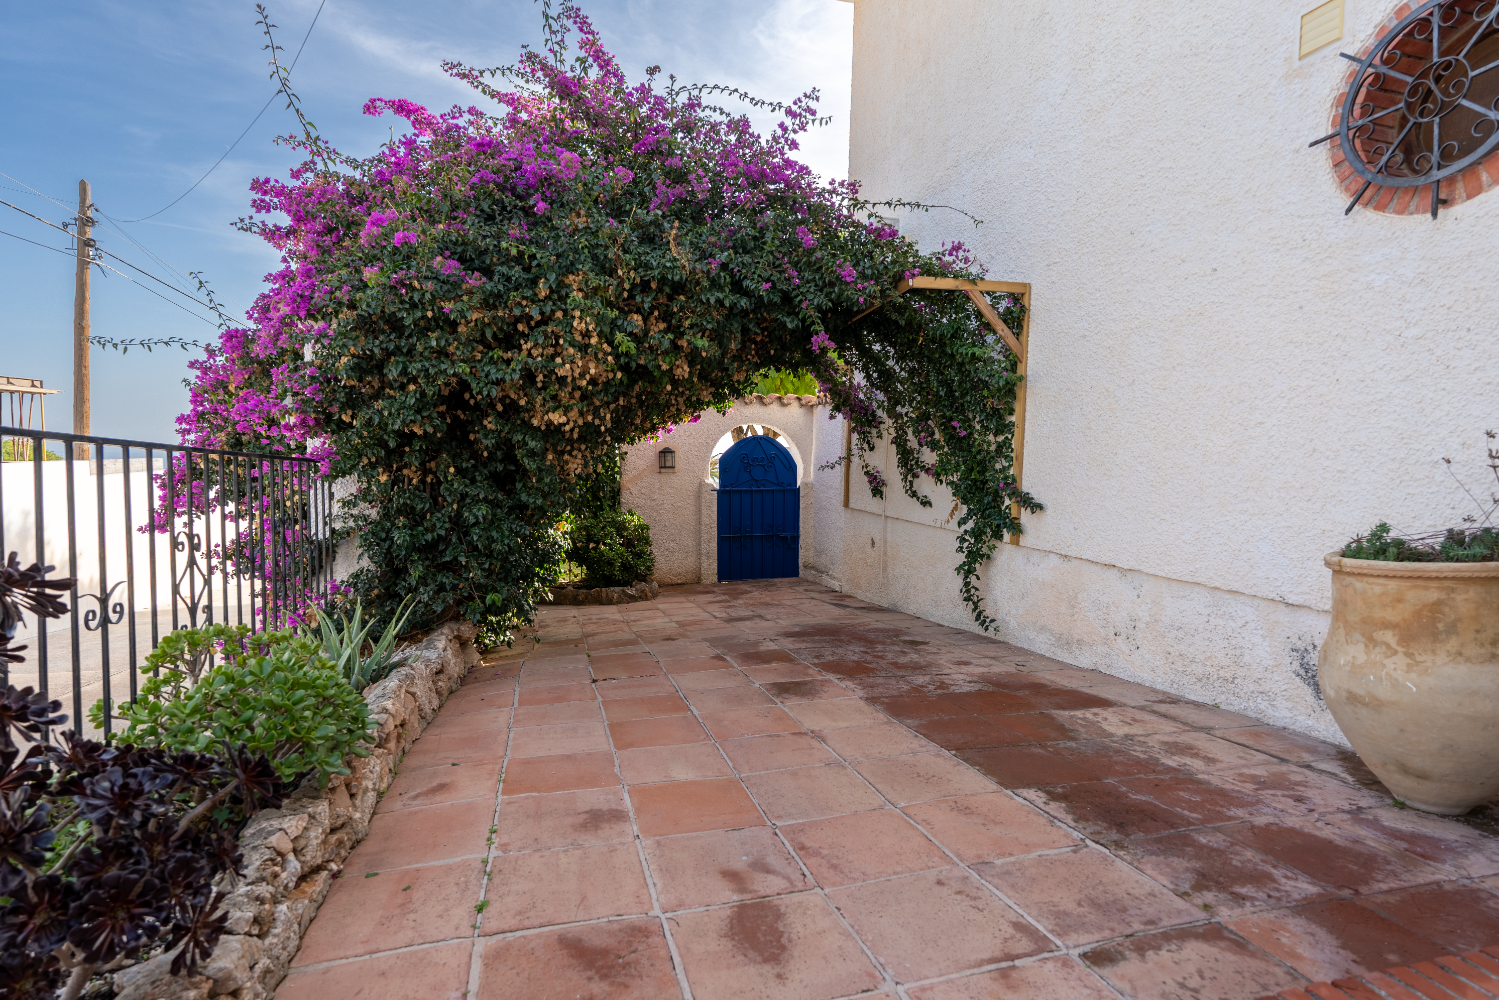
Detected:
left=277, top=579, right=1499, bottom=1000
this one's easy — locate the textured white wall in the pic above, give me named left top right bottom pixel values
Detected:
left=621, top=395, right=825, bottom=585
left=816, top=0, right=1499, bottom=738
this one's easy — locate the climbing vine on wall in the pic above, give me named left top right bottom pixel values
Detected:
left=179, top=1, right=1040, bottom=629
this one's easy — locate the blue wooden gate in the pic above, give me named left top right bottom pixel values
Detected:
left=716, top=435, right=800, bottom=581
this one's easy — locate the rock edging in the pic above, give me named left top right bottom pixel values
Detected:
left=112, top=621, right=480, bottom=1000
left=546, top=579, right=660, bottom=605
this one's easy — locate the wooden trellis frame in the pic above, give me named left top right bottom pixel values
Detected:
left=842, top=277, right=1032, bottom=544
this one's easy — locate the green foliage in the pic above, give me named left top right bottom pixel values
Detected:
left=0, top=441, right=62, bottom=462
left=134, top=623, right=314, bottom=700
left=318, top=596, right=417, bottom=691
left=1344, top=522, right=1499, bottom=562
left=108, top=644, right=375, bottom=785
left=568, top=509, right=656, bottom=587
left=572, top=447, right=623, bottom=519
left=751, top=368, right=819, bottom=396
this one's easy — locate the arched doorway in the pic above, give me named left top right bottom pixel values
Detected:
left=716, top=434, right=800, bottom=581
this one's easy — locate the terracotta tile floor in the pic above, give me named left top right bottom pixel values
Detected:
left=277, top=579, right=1499, bottom=1000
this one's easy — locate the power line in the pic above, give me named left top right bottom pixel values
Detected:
left=114, top=0, right=329, bottom=223
left=0, top=227, right=72, bottom=256
left=0, top=198, right=220, bottom=326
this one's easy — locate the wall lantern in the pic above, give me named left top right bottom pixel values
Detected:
left=658, top=447, right=676, bottom=471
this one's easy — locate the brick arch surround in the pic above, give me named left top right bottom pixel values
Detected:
left=1330, top=2, right=1499, bottom=216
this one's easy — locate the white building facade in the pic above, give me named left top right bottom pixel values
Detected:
left=793, top=0, right=1499, bottom=742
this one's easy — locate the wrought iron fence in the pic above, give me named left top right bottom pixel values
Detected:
left=0, top=426, right=334, bottom=737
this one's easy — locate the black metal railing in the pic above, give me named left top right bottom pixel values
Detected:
left=0, top=426, right=334, bottom=737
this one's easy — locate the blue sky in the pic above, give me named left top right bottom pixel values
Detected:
left=1, top=0, right=853, bottom=443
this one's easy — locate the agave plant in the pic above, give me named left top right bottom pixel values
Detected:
left=317, top=597, right=416, bottom=692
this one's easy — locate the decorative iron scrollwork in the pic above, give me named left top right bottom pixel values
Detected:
left=174, top=528, right=210, bottom=628
left=80, top=581, right=126, bottom=632
left=1311, top=0, right=1499, bottom=218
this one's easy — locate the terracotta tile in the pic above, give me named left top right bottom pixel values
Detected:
left=495, top=787, right=633, bottom=853
left=1060, top=705, right=1190, bottom=736
left=810, top=658, right=879, bottom=676
left=378, top=761, right=499, bottom=813
left=608, top=714, right=709, bottom=750
left=516, top=682, right=595, bottom=707
left=344, top=798, right=497, bottom=871
left=781, top=809, right=951, bottom=886
left=938, top=690, right=1044, bottom=716
left=902, top=792, right=1077, bottom=863
left=401, top=731, right=512, bottom=773
left=762, top=681, right=848, bottom=705
left=441, top=685, right=513, bottom=714
left=589, top=652, right=661, bottom=677
left=729, top=648, right=800, bottom=666
left=1306, top=751, right=1392, bottom=795
left=834, top=867, right=1052, bottom=982
left=508, top=721, right=610, bottom=758
left=1358, top=881, right=1499, bottom=952
left=958, top=745, right=1103, bottom=787
left=1136, top=731, right=1283, bottom=771
left=1149, top=700, right=1261, bottom=729
left=1218, top=818, right=1446, bottom=894
left=1081, top=923, right=1308, bottom=1000
left=601, top=694, right=690, bottom=723
left=670, top=894, right=882, bottom=1000
left=1325, top=806, right=1499, bottom=877
left=719, top=732, right=839, bottom=773
left=615, top=744, right=732, bottom=786
left=293, top=859, right=482, bottom=965
left=659, top=654, right=734, bottom=673
left=908, top=955, right=1119, bottom=1000
left=1226, top=898, right=1448, bottom=982
left=674, top=668, right=754, bottom=692
left=741, top=662, right=822, bottom=682
left=421, top=707, right=511, bottom=737
left=785, top=698, right=889, bottom=730
left=998, top=710, right=1104, bottom=742
left=511, top=699, right=601, bottom=728
left=686, top=685, right=776, bottom=711
left=476, top=917, right=680, bottom=1000
left=518, top=664, right=592, bottom=687
left=742, top=764, right=886, bottom=822
left=906, top=715, right=1030, bottom=750
left=629, top=777, right=764, bottom=837
left=870, top=694, right=974, bottom=722
left=502, top=751, right=618, bottom=796
left=854, top=752, right=996, bottom=805
left=699, top=706, right=802, bottom=740
left=1016, top=781, right=1195, bottom=842
left=594, top=675, right=677, bottom=700
left=1054, top=738, right=1184, bottom=779
left=975, top=847, right=1202, bottom=946
left=482, top=841, right=651, bottom=934
left=643, top=826, right=810, bottom=910
left=1018, top=687, right=1117, bottom=711
left=1081, top=679, right=1183, bottom=706
left=278, top=941, right=472, bottom=1000
left=1112, top=828, right=1335, bottom=918
left=1209, top=764, right=1388, bottom=815
left=1118, top=772, right=1282, bottom=825
left=1212, top=726, right=1343, bottom=762
left=814, top=721, right=934, bottom=760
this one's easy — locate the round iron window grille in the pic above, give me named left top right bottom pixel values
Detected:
left=1313, top=0, right=1499, bottom=218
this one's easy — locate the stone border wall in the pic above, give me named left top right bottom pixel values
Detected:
left=112, top=621, right=480, bottom=1000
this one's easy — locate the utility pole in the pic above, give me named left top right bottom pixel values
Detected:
left=73, top=179, right=91, bottom=459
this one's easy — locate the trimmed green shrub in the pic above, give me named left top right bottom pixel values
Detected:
left=107, top=646, right=375, bottom=785
left=568, top=509, right=656, bottom=588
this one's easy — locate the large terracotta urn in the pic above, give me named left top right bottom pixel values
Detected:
left=1319, top=552, right=1499, bottom=814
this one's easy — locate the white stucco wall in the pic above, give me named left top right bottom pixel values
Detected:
left=817, top=0, right=1499, bottom=741
left=621, top=395, right=826, bottom=585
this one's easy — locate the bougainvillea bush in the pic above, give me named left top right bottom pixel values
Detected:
left=180, top=1, right=1039, bottom=629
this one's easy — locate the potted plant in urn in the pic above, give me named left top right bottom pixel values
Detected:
left=1320, top=432, right=1499, bottom=815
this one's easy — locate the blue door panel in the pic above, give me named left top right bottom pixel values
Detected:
left=716, top=435, right=800, bottom=582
